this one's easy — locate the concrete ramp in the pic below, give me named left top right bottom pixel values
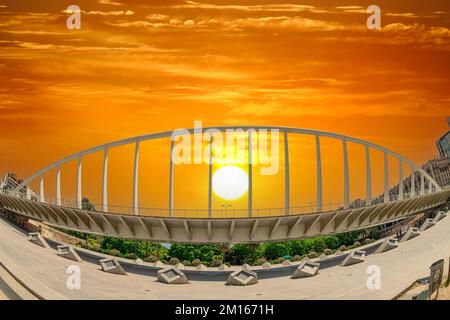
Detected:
left=419, top=218, right=436, bottom=232
left=226, top=269, right=258, bottom=286
left=340, top=250, right=365, bottom=267
left=56, top=245, right=83, bottom=263
left=375, top=237, right=398, bottom=254
left=157, top=267, right=189, bottom=285
left=400, top=227, right=420, bottom=243
left=99, top=258, right=127, bottom=275
left=291, top=259, right=320, bottom=279
left=28, top=233, right=50, bottom=249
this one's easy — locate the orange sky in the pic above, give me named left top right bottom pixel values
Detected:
left=0, top=1, right=449, bottom=214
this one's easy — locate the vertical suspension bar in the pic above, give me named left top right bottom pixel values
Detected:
left=343, top=139, right=349, bottom=209
left=248, top=130, right=253, bottom=217
left=383, top=151, right=389, bottom=203
left=208, top=133, right=213, bottom=218
left=316, top=135, right=322, bottom=212
left=76, top=158, right=82, bottom=209
left=133, top=141, right=140, bottom=215
left=284, top=130, right=290, bottom=215
left=168, top=138, right=174, bottom=217
left=398, top=159, right=404, bottom=200
left=420, top=173, right=425, bottom=195
left=102, top=148, right=108, bottom=212
left=365, top=145, right=372, bottom=206
left=39, top=176, right=45, bottom=202
left=411, top=166, right=415, bottom=198
left=56, top=167, right=61, bottom=206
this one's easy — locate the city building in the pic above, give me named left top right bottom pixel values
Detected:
left=1, top=173, right=38, bottom=200
left=423, top=156, right=450, bottom=188
left=436, top=131, right=450, bottom=158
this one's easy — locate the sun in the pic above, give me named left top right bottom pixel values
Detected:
left=212, top=166, right=249, bottom=200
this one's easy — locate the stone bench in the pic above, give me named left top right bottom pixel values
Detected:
left=226, top=269, right=258, bottom=286
left=28, top=232, right=50, bottom=249
left=157, top=267, right=189, bottom=284
left=291, top=259, right=320, bottom=279
left=400, top=227, right=420, bottom=243
left=56, top=244, right=83, bottom=262
left=99, top=258, right=127, bottom=275
left=375, top=237, right=399, bottom=254
left=419, top=218, right=436, bottom=232
left=340, top=250, right=365, bottom=267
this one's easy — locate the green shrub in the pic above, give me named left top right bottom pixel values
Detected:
left=109, top=249, right=120, bottom=256
left=256, top=258, right=267, bottom=265
left=192, top=259, right=202, bottom=266
left=212, top=259, right=223, bottom=267
left=145, top=255, right=158, bottom=263
left=125, top=253, right=137, bottom=260
left=292, top=255, right=302, bottom=262
left=313, top=239, right=327, bottom=253
left=263, top=243, right=290, bottom=260
left=277, top=257, right=286, bottom=263
left=182, top=260, right=191, bottom=266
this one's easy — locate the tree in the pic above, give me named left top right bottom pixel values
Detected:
left=263, top=242, right=290, bottom=260
left=313, top=238, right=327, bottom=253
left=81, top=197, right=95, bottom=211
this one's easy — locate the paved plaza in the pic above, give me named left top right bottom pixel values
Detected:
left=0, top=213, right=449, bottom=300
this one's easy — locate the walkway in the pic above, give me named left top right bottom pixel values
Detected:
left=0, top=213, right=449, bottom=300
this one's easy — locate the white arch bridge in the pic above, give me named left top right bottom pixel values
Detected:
left=0, top=126, right=448, bottom=244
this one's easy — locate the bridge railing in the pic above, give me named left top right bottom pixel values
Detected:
left=0, top=187, right=404, bottom=219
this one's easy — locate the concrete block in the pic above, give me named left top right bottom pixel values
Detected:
left=196, top=264, right=207, bottom=271
left=56, top=244, right=83, bottom=262
left=157, top=267, right=189, bottom=284
left=100, top=258, right=127, bottom=275
left=282, top=260, right=291, bottom=266
left=375, top=237, right=399, bottom=254
left=419, top=218, right=435, bottom=232
left=433, top=212, right=447, bottom=222
left=340, top=250, right=365, bottom=267
left=241, top=263, right=251, bottom=270
left=153, top=261, right=165, bottom=268
left=218, top=264, right=231, bottom=271
left=226, top=269, right=258, bottom=286
left=261, top=262, right=272, bottom=269
left=175, top=263, right=185, bottom=269
left=28, top=232, right=50, bottom=249
left=291, top=259, right=320, bottom=279
left=319, top=253, right=328, bottom=260
left=400, top=227, right=420, bottom=243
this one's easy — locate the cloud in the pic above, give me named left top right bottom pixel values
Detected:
left=176, top=1, right=322, bottom=13
left=87, top=10, right=135, bottom=16
left=108, top=15, right=342, bottom=32
left=99, top=0, right=123, bottom=5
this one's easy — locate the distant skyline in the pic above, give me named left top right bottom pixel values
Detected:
left=0, top=1, right=449, bottom=209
